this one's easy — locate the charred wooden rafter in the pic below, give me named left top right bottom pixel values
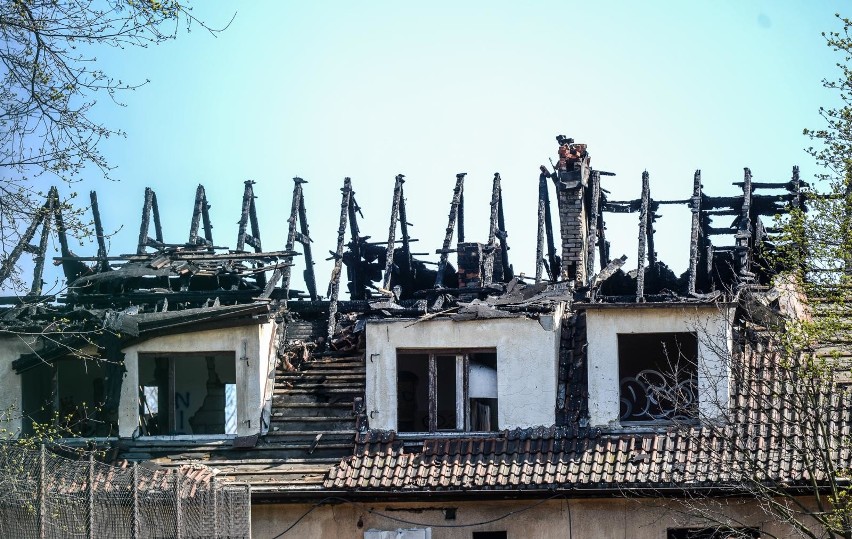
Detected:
left=586, top=170, right=601, bottom=284
left=435, top=173, right=465, bottom=287
left=535, top=170, right=560, bottom=283
left=382, top=175, right=405, bottom=292
left=495, top=176, right=513, bottom=282
left=736, top=168, right=754, bottom=279
left=90, top=191, right=109, bottom=273
left=265, top=177, right=317, bottom=301
left=636, top=171, right=650, bottom=302
left=687, top=170, right=703, bottom=294
left=236, top=180, right=267, bottom=289
left=482, top=173, right=502, bottom=286
left=188, top=184, right=214, bottom=251
left=327, top=178, right=352, bottom=342
left=137, top=187, right=164, bottom=254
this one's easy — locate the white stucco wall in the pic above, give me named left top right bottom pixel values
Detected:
left=584, top=304, right=734, bottom=427
left=365, top=305, right=564, bottom=431
left=118, top=321, right=277, bottom=438
left=0, top=335, right=42, bottom=435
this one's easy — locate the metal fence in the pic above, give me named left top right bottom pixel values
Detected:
left=0, top=444, right=250, bottom=538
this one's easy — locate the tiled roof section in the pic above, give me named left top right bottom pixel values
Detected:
left=324, top=425, right=827, bottom=492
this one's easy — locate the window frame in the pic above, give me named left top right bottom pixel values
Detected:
left=137, top=351, right=238, bottom=437
left=396, top=348, right=497, bottom=433
left=617, top=331, right=699, bottom=425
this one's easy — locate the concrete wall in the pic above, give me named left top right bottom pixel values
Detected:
left=365, top=306, right=563, bottom=431
left=118, top=321, right=277, bottom=438
left=252, top=497, right=807, bottom=539
left=0, top=335, right=42, bottom=435
left=585, top=305, right=734, bottom=427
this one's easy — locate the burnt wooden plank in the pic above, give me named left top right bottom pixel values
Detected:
left=90, top=191, right=109, bottom=273
left=327, top=178, right=352, bottom=342
left=737, top=168, right=753, bottom=277
left=435, top=173, right=465, bottom=287
left=30, top=188, right=57, bottom=296
left=535, top=173, right=547, bottom=283
left=541, top=172, right=559, bottom=282
left=398, top=180, right=413, bottom=286
left=137, top=187, right=155, bottom=254
left=496, top=179, right=512, bottom=282
left=688, top=170, right=702, bottom=294
left=636, top=171, right=650, bottom=302
left=0, top=192, right=51, bottom=288
left=188, top=184, right=206, bottom=246
left=482, top=172, right=501, bottom=286
left=265, top=178, right=304, bottom=300
left=382, top=175, right=404, bottom=291
left=586, top=170, right=600, bottom=283
left=299, top=187, right=318, bottom=301
left=151, top=191, right=163, bottom=246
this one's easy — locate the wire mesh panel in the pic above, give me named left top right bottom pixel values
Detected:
left=0, top=444, right=251, bottom=539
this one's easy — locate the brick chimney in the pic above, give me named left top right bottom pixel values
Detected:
left=552, top=137, right=591, bottom=286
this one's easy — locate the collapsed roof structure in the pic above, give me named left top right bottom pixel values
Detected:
left=0, top=136, right=827, bottom=537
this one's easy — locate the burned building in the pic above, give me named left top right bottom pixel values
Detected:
left=0, top=137, right=833, bottom=538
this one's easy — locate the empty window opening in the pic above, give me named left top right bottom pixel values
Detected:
left=21, top=358, right=118, bottom=437
left=618, top=332, right=698, bottom=423
left=397, top=350, right=497, bottom=433
left=667, top=528, right=760, bottom=539
left=138, top=353, right=237, bottom=436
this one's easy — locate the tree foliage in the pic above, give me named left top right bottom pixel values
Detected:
left=0, top=0, right=225, bottom=291
left=673, top=14, right=852, bottom=539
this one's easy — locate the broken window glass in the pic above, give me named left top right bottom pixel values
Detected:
left=618, top=332, right=698, bottom=423
left=137, top=353, right=237, bottom=435
left=396, top=350, right=497, bottom=433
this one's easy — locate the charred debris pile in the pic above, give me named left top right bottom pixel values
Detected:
left=0, top=137, right=807, bottom=354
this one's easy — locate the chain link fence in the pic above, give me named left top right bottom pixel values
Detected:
left=0, top=444, right=250, bottom=538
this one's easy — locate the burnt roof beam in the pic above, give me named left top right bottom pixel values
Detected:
left=688, top=170, right=702, bottom=294
left=327, top=178, right=352, bottom=342
left=382, top=174, right=405, bottom=292
left=236, top=180, right=266, bottom=289
left=586, top=170, right=601, bottom=285
left=90, top=191, right=109, bottom=273
left=496, top=178, right=513, bottom=282
left=636, top=171, right=650, bottom=302
left=737, top=168, right=754, bottom=280
left=0, top=191, right=52, bottom=290
left=482, top=172, right=502, bottom=286
left=136, top=187, right=164, bottom=254
left=435, top=173, right=465, bottom=287
left=188, top=184, right=214, bottom=251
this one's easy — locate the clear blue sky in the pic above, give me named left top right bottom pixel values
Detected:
left=26, top=1, right=849, bottom=296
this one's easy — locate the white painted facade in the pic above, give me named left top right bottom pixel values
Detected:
left=0, top=335, right=42, bottom=435
left=118, top=321, right=278, bottom=438
left=365, top=304, right=564, bottom=431
left=0, top=319, right=278, bottom=440
left=584, top=304, right=735, bottom=427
